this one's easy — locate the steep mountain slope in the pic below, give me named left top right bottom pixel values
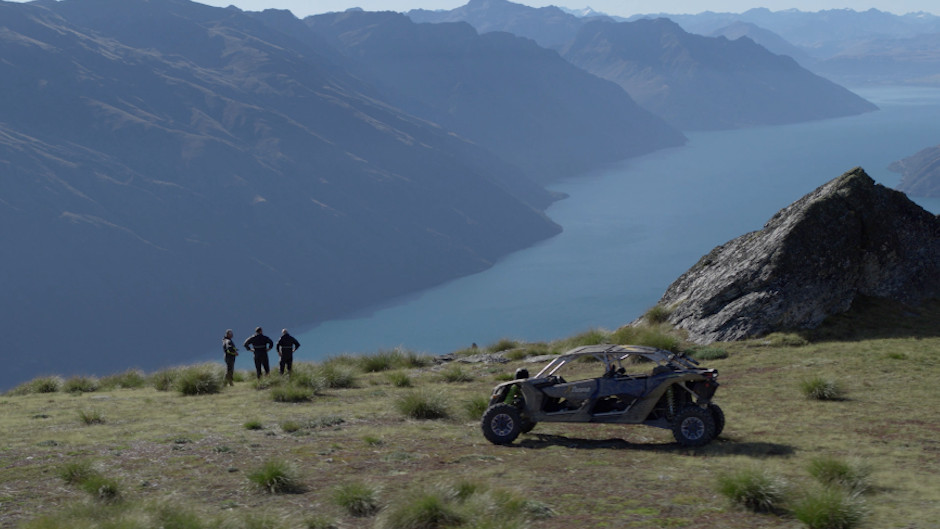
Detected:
left=889, top=145, right=940, bottom=197
left=561, top=18, right=878, bottom=131
left=0, top=0, right=561, bottom=389
left=657, top=168, right=940, bottom=343
left=303, top=10, right=685, bottom=183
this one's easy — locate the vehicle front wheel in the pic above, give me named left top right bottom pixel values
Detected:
left=671, top=406, right=717, bottom=447
left=481, top=403, right=522, bottom=445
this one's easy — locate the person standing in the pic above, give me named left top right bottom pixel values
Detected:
left=276, top=329, right=301, bottom=376
left=222, top=329, right=239, bottom=386
left=243, top=326, right=274, bottom=379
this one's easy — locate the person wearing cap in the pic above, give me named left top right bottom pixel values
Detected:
left=222, top=329, right=239, bottom=386
left=243, top=326, right=274, bottom=379
left=276, top=329, right=301, bottom=376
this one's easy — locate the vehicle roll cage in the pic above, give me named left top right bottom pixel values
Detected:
left=532, top=344, right=700, bottom=379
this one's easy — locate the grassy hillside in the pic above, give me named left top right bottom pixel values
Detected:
left=1, top=308, right=938, bottom=529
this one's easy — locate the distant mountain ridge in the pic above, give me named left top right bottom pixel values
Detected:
left=303, top=10, right=685, bottom=182
left=889, top=145, right=940, bottom=197
left=408, top=0, right=878, bottom=131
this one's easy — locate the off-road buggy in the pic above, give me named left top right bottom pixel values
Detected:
left=481, top=344, right=722, bottom=447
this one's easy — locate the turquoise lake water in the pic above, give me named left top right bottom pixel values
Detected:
left=295, top=85, right=940, bottom=358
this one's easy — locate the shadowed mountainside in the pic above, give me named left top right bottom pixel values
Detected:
left=657, top=167, right=940, bottom=343
left=301, top=10, right=685, bottom=183
left=0, top=0, right=570, bottom=389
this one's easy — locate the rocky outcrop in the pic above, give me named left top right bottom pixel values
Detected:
left=657, top=168, right=940, bottom=343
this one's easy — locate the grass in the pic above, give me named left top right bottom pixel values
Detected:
left=247, top=459, right=305, bottom=494
left=716, top=466, right=788, bottom=513
left=807, top=456, right=872, bottom=494
left=791, top=487, right=867, bottom=529
left=333, top=482, right=381, bottom=517
left=175, top=364, right=223, bottom=395
left=800, top=376, right=845, bottom=400
left=1, top=313, right=938, bottom=529
left=394, top=391, right=450, bottom=420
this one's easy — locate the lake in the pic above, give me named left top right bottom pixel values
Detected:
left=295, top=85, right=940, bottom=358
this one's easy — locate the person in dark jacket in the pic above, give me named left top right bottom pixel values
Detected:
left=243, top=326, right=274, bottom=379
left=276, top=329, right=301, bottom=376
left=222, top=329, right=239, bottom=386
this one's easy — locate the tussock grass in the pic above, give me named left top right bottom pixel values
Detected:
left=58, top=460, right=97, bottom=485
left=800, top=376, right=844, bottom=400
left=247, top=459, right=305, bottom=494
left=385, top=370, right=412, bottom=387
left=686, top=346, right=730, bottom=360
left=244, top=419, right=264, bottom=430
left=609, top=325, right=680, bottom=351
left=99, top=369, right=147, bottom=390
left=2, top=311, right=938, bottom=529
left=63, top=375, right=99, bottom=394
left=333, top=481, right=381, bottom=517
left=808, top=456, right=872, bottom=494
left=394, top=391, right=450, bottom=420
left=78, top=408, right=106, bottom=425
left=716, top=466, right=788, bottom=513
left=150, top=367, right=179, bottom=391
left=270, top=382, right=315, bottom=403
left=315, top=360, right=358, bottom=388
left=463, top=395, right=489, bottom=421
left=792, top=487, right=867, bottom=529
left=438, top=364, right=474, bottom=383
left=6, top=376, right=63, bottom=395
left=487, top=338, right=521, bottom=352
left=643, top=304, right=673, bottom=324
left=358, top=348, right=433, bottom=372
left=175, top=364, right=223, bottom=395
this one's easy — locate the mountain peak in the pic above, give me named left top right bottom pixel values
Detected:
left=657, top=167, right=940, bottom=343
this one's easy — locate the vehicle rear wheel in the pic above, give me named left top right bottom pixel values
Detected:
left=671, top=406, right=717, bottom=447
left=708, top=403, right=725, bottom=438
left=520, top=417, right=537, bottom=434
left=481, top=403, right=522, bottom=445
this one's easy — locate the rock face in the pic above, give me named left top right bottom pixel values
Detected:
left=658, top=168, right=940, bottom=344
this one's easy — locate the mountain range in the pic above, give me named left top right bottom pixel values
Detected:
left=409, top=0, right=877, bottom=130
left=0, top=0, right=880, bottom=389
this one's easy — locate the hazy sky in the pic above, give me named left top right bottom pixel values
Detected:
left=182, top=0, right=940, bottom=18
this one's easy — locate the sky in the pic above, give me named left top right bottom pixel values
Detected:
left=179, top=0, right=939, bottom=18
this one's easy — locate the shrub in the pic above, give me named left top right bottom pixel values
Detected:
left=78, top=409, right=106, bottom=425
left=439, top=365, right=473, bottom=383
left=247, top=459, right=305, bottom=494
left=792, top=487, right=867, bottom=529
left=463, top=395, right=490, bottom=421
left=808, top=456, right=872, bottom=494
left=7, top=376, right=63, bottom=395
left=377, top=490, right=464, bottom=529
left=176, top=364, right=223, bottom=396
left=63, top=376, right=99, bottom=394
left=270, top=383, right=315, bottom=403
left=716, top=467, right=787, bottom=513
left=333, top=482, right=381, bottom=517
left=99, top=369, right=147, bottom=390
left=386, top=371, right=412, bottom=388
left=801, top=376, right=844, bottom=401
left=395, top=391, right=450, bottom=420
